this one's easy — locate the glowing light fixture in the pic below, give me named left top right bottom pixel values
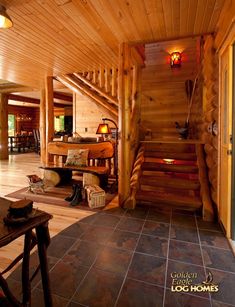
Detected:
left=16, top=114, right=32, bottom=122
left=170, top=52, right=181, bottom=68
left=0, top=5, right=13, bottom=29
left=163, top=159, right=175, bottom=164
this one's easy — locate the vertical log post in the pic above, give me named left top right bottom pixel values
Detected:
left=0, top=93, right=8, bottom=160
left=45, top=76, right=54, bottom=164
left=40, top=89, right=47, bottom=164
left=111, top=67, right=117, bottom=97
left=118, top=43, right=132, bottom=205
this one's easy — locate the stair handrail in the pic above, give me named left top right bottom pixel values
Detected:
left=123, top=145, right=145, bottom=209
left=195, top=144, right=214, bottom=221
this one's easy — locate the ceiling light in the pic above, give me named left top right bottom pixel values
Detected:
left=0, top=5, right=13, bottom=29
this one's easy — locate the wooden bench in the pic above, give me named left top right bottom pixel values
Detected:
left=41, top=141, right=115, bottom=188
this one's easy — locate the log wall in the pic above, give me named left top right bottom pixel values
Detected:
left=74, top=92, right=116, bottom=137
left=8, top=105, right=39, bottom=133
left=141, top=37, right=203, bottom=140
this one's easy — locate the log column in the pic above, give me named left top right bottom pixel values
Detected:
left=45, top=76, right=54, bottom=164
left=0, top=94, right=8, bottom=160
left=118, top=43, right=132, bottom=205
left=40, top=89, right=46, bottom=164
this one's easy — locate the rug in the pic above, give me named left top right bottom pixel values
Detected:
left=5, top=184, right=116, bottom=210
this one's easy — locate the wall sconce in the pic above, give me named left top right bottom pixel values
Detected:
left=16, top=114, right=32, bottom=122
left=0, top=5, right=13, bottom=29
left=170, top=52, right=181, bottom=68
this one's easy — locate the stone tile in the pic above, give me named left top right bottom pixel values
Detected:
left=143, top=220, right=170, bottom=238
left=80, top=225, right=113, bottom=244
left=47, top=235, right=77, bottom=258
left=73, top=268, right=123, bottom=306
left=166, top=260, right=208, bottom=298
left=197, top=218, right=223, bottom=232
left=106, top=229, right=139, bottom=251
left=127, top=253, right=166, bottom=286
left=212, top=300, right=235, bottom=307
left=172, top=208, right=196, bottom=216
left=63, top=240, right=103, bottom=267
left=136, top=234, right=168, bottom=258
left=92, top=214, right=121, bottom=228
left=169, top=240, right=203, bottom=266
left=3, top=278, right=22, bottom=301
left=59, top=222, right=89, bottom=238
left=202, top=246, right=235, bottom=273
left=164, top=289, right=211, bottom=307
left=170, top=225, right=199, bottom=243
left=116, top=278, right=164, bottom=307
left=40, top=258, right=89, bottom=299
left=31, top=288, right=68, bottom=307
left=172, top=213, right=196, bottom=228
left=117, top=216, right=144, bottom=233
left=94, top=246, right=132, bottom=276
left=125, top=207, right=148, bottom=220
left=206, top=268, right=235, bottom=306
left=199, top=229, right=230, bottom=249
left=147, top=208, right=171, bottom=223
left=68, top=302, right=87, bottom=307
left=79, top=214, right=99, bottom=224
left=102, top=206, right=126, bottom=216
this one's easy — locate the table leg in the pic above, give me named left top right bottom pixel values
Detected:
left=36, top=223, right=52, bottom=307
left=22, top=230, right=32, bottom=305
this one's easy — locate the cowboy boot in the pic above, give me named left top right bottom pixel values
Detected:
left=64, top=184, right=77, bottom=201
left=70, top=184, right=83, bottom=206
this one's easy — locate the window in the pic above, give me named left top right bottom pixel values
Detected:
left=8, top=114, right=15, bottom=136
left=54, top=116, right=64, bottom=132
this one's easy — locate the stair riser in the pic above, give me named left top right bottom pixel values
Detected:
left=144, top=143, right=196, bottom=153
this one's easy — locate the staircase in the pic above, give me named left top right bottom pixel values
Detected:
left=135, top=142, right=203, bottom=211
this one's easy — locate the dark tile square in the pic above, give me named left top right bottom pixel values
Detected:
left=47, top=235, right=77, bottom=258
left=79, top=213, right=99, bottom=224
left=136, top=234, right=168, bottom=257
left=68, top=302, right=86, bottom=307
left=170, top=225, right=199, bottom=243
left=127, top=253, right=166, bottom=286
left=94, top=246, right=132, bottom=276
left=143, top=220, right=169, bottom=238
left=125, top=207, right=148, bottom=220
left=147, top=208, right=171, bottom=223
left=172, top=213, right=196, bottom=228
left=73, top=268, right=123, bottom=306
left=202, top=246, right=235, bottom=273
left=63, top=240, right=103, bottom=267
left=31, top=288, right=68, bottom=307
left=106, top=229, right=139, bottom=251
left=197, top=218, right=223, bottom=232
left=80, top=225, right=113, bottom=244
left=92, top=214, right=121, bottom=228
left=199, top=229, right=230, bottom=249
left=117, top=216, right=144, bottom=233
left=212, top=300, right=235, bottom=307
left=102, top=206, right=126, bottom=216
left=116, top=278, right=164, bottom=307
left=41, top=258, right=89, bottom=299
left=169, top=240, right=203, bottom=265
left=206, top=268, right=235, bottom=305
left=164, top=289, right=211, bottom=307
left=59, top=222, right=89, bottom=238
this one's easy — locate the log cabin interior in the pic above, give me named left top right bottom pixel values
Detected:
left=0, top=1, right=235, bottom=306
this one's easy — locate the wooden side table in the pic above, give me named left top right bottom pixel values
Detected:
left=0, top=197, right=53, bottom=306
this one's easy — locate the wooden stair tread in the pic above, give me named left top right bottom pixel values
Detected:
left=136, top=190, right=202, bottom=208
left=142, top=162, right=198, bottom=173
left=144, top=151, right=197, bottom=161
left=140, top=176, right=200, bottom=190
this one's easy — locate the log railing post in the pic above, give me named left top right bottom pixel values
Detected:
left=118, top=43, right=132, bottom=205
left=0, top=93, right=8, bottom=160
left=45, top=76, right=54, bottom=164
left=40, top=89, right=47, bottom=164
left=111, top=67, right=117, bottom=97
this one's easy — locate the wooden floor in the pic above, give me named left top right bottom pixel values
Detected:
left=0, top=152, right=118, bottom=276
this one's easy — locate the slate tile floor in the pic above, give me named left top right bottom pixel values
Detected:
left=5, top=206, right=235, bottom=307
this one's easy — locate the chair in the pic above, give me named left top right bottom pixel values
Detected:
left=33, top=129, right=40, bottom=154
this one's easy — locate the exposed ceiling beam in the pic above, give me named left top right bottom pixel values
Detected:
left=54, top=91, right=73, bottom=102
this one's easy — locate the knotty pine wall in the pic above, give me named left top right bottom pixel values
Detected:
left=141, top=37, right=203, bottom=140
left=8, top=105, right=39, bottom=134
left=73, top=92, right=116, bottom=137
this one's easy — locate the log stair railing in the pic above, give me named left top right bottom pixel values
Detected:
left=57, top=67, right=119, bottom=119
left=124, top=141, right=214, bottom=221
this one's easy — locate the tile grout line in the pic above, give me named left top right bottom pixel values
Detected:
left=113, top=208, right=149, bottom=307
left=66, top=210, right=126, bottom=306
left=162, top=208, right=172, bottom=307
left=195, top=214, right=212, bottom=307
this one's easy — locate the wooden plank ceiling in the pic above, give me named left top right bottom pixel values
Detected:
left=0, top=0, right=226, bottom=89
